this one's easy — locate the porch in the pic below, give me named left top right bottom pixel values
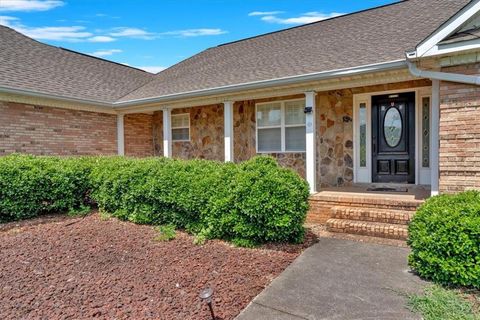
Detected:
left=308, top=184, right=430, bottom=240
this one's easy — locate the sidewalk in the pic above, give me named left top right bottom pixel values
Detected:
left=236, top=238, right=426, bottom=320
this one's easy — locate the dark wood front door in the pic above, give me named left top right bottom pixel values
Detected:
left=372, top=92, right=415, bottom=183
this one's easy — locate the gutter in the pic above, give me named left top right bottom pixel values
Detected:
left=0, top=85, right=112, bottom=108
left=406, top=59, right=480, bottom=85
left=0, top=60, right=407, bottom=109
left=112, top=60, right=407, bottom=108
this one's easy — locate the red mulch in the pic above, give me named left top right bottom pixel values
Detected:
left=0, top=213, right=317, bottom=320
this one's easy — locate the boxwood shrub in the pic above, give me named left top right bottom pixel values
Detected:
left=89, top=156, right=309, bottom=245
left=0, top=154, right=92, bottom=222
left=0, top=154, right=309, bottom=245
left=408, top=191, right=480, bottom=288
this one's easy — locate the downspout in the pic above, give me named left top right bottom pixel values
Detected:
left=406, top=59, right=480, bottom=85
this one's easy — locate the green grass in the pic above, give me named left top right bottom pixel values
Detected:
left=408, top=285, right=479, bottom=320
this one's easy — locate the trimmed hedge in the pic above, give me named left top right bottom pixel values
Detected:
left=0, top=155, right=92, bottom=222
left=408, top=191, right=480, bottom=288
left=0, top=154, right=309, bottom=245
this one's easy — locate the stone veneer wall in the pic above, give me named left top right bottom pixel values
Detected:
left=439, top=63, right=480, bottom=193
left=124, top=113, right=154, bottom=157
left=233, top=98, right=307, bottom=178
left=0, top=101, right=117, bottom=155
left=170, top=104, right=225, bottom=161
left=316, top=90, right=353, bottom=188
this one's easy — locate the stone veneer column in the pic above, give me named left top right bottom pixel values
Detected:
left=163, top=108, right=172, bottom=158
left=305, top=91, right=317, bottom=193
left=224, top=101, right=234, bottom=162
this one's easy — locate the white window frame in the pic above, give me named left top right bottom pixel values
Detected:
left=255, top=98, right=306, bottom=153
left=171, top=113, right=190, bottom=142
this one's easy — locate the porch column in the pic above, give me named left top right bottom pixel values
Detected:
left=431, top=80, right=440, bottom=195
left=304, top=91, right=317, bottom=193
left=116, top=114, right=125, bottom=156
left=224, top=101, right=234, bottom=162
left=163, top=108, right=172, bottom=158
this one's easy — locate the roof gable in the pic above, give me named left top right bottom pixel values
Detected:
left=408, top=0, right=479, bottom=58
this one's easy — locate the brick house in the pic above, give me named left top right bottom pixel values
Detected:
left=1, top=0, right=480, bottom=239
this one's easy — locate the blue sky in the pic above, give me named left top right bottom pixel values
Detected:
left=0, top=0, right=396, bottom=73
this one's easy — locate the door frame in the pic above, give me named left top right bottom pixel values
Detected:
left=353, top=86, right=432, bottom=185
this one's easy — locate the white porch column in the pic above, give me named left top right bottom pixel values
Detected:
left=224, top=101, right=234, bottom=162
left=116, top=114, right=125, bottom=156
left=431, top=80, right=440, bottom=196
left=163, top=108, right=172, bottom=158
left=304, top=91, right=317, bottom=193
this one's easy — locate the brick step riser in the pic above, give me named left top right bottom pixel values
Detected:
left=331, top=210, right=413, bottom=225
left=310, top=200, right=420, bottom=212
left=326, top=219, right=408, bottom=240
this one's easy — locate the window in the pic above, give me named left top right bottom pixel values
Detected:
left=171, top=113, right=190, bottom=141
left=359, top=102, right=367, bottom=167
left=422, top=97, right=430, bottom=168
left=256, top=99, right=306, bottom=152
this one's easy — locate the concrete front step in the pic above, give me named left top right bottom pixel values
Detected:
left=331, top=206, right=414, bottom=225
left=326, top=218, right=409, bottom=240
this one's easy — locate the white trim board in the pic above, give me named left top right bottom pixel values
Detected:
left=409, top=0, right=480, bottom=58
left=353, top=86, right=432, bottom=185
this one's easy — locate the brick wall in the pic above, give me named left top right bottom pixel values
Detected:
left=0, top=101, right=117, bottom=155
left=124, top=113, right=154, bottom=157
left=439, top=63, right=480, bottom=193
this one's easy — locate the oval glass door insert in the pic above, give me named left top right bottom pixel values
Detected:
left=383, top=107, right=402, bottom=147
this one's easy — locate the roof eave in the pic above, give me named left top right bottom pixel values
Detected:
left=0, top=60, right=407, bottom=110
left=0, top=85, right=112, bottom=108
left=113, top=59, right=407, bottom=108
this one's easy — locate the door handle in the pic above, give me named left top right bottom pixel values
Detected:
left=372, top=136, right=376, bottom=154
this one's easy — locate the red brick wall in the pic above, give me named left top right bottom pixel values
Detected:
left=0, top=101, right=117, bottom=155
left=439, top=63, right=480, bottom=193
left=124, top=113, right=154, bottom=157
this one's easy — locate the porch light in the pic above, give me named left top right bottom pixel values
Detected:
left=199, top=287, right=216, bottom=319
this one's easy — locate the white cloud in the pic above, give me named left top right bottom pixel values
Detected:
left=0, top=0, right=64, bottom=12
left=248, top=11, right=284, bottom=17
left=88, top=35, right=116, bottom=42
left=135, top=66, right=167, bottom=74
left=160, top=28, right=227, bottom=37
left=109, top=27, right=155, bottom=39
left=1, top=16, right=117, bottom=42
left=259, top=11, right=345, bottom=25
left=90, top=49, right=122, bottom=57
left=0, top=15, right=18, bottom=25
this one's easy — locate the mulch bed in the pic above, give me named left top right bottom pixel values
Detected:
left=0, top=213, right=317, bottom=320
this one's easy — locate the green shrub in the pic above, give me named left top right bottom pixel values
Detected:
left=408, top=191, right=480, bottom=288
left=0, top=154, right=94, bottom=222
left=0, top=154, right=309, bottom=245
left=154, top=224, right=176, bottom=242
left=90, top=156, right=309, bottom=245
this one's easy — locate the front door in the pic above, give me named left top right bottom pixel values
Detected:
left=372, top=92, right=415, bottom=183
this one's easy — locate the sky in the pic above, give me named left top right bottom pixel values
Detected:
left=0, top=0, right=397, bottom=73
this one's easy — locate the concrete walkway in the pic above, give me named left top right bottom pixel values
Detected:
left=236, top=238, right=426, bottom=320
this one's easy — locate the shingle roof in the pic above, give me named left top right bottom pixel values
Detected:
left=0, top=0, right=471, bottom=104
left=118, top=0, right=471, bottom=102
left=0, top=25, right=154, bottom=103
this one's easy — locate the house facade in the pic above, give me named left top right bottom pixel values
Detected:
left=1, top=0, right=480, bottom=238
